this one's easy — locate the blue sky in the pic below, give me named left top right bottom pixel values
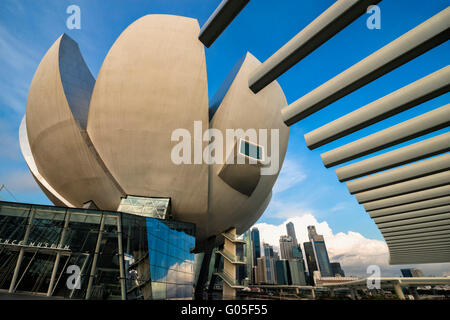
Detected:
left=0, top=0, right=449, bottom=255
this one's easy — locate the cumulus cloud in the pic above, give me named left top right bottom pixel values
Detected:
left=254, top=214, right=450, bottom=278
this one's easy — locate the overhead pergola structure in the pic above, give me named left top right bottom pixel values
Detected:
left=201, top=0, right=450, bottom=265
left=286, top=4, right=450, bottom=265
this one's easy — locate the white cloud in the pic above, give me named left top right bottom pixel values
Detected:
left=272, top=158, right=306, bottom=194
left=0, top=24, right=39, bottom=114
left=0, top=169, right=40, bottom=195
left=254, top=214, right=450, bottom=278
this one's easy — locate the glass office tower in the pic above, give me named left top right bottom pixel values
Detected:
left=288, top=260, right=307, bottom=286
left=0, top=201, right=195, bottom=300
left=262, top=243, right=276, bottom=284
left=330, top=262, right=345, bottom=277
left=307, top=226, right=332, bottom=278
left=303, top=242, right=318, bottom=285
left=279, top=235, right=295, bottom=260
left=251, top=228, right=261, bottom=267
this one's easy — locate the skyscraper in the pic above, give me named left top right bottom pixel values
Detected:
left=307, top=226, right=333, bottom=277
left=251, top=228, right=261, bottom=267
left=286, top=222, right=298, bottom=246
left=401, top=268, right=424, bottom=277
left=255, top=257, right=265, bottom=284
left=262, top=243, right=277, bottom=284
left=279, top=235, right=295, bottom=260
left=264, top=242, right=275, bottom=258
left=275, top=260, right=289, bottom=285
left=330, top=262, right=345, bottom=277
left=303, top=241, right=318, bottom=285
left=288, top=260, right=307, bottom=286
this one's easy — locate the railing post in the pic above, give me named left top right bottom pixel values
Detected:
left=85, top=214, right=105, bottom=300
left=9, top=207, right=34, bottom=293
left=117, top=214, right=127, bottom=300
left=47, top=210, right=71, bottom=296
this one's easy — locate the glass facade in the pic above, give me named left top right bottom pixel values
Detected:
left=330, top=262, right=345, bottom=277
left=146, top=218, right=195, bottom=300
left=312, top=240, right=332, bottom=277
left=275, top=260, right=288, bottom=285
left=0, top=201, right=195, bottom=300
left=251, top=228, right=260, bottom=267
left=303, top=241, right=318, bottom=285
left=288, top=260, right=307, bottom=286
left=118, top=196, right=170, bottom=220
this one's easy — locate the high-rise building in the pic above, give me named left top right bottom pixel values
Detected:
left=275, top=260, right=289, bottom=285
left=401, top=268, right=424, bottom=277
left=273, top=250, right=280, bottom=261
left=292, top=246, right=303, bottom=259
left=330, top=262, right=345, bottom=277
left=286, top=222, right=298, bottom=246
left=251, top=228, right=261, bottom=267
left=255, top=258, right=265, bottom=284
left=275, top=259, right=307, bottom=286
left=279, top=235, right=295, bottom=260
left=264, top=242, right=275, bottom=258
left=303, top=241, right=318, bottom=285
left=288, top=260, right=307, bottom=286
left=262, top=243, right=277, bottom=284
left=255, top=252, right=277, bottom=285
left=307, top=226, right=333, bottom=277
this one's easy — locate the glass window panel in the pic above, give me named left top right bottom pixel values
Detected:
left=166, top=269, right=176, bottom=283
left=166, top=283, right=176, bottom=299
left=151, top=282, right=166, bottom=300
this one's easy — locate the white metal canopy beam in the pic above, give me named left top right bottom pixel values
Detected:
left=321, top=103, right=450, bottom=168
left=355, top=170, right=450, bottom=204
left=336, top=132, right=450, bottom=182
left=305, top=67, right=450, bottom=150
left=390, top=246, right=450, bottom=254
left=346, top=153, right=450, bottom=194
left=248, top=0, right=381, bottom=93
left=387, top=236, right=450, bottom=245
left=372, top=204, right=450, bottom=223
left=199, top=0, right=250, bottom=48
left=382, top=224, right=450, bottom=238
left=391, top=251, right=450, bottom=258
left=389, top=242, right=450, bottom=250
left=390, top=248, right=450, bottom=256
left=369, top=195, right=450, bottom=218
left=364, top=185, right=450, bottom=211
left=390, top=256, right=450, bottom=264
left=384, top=228, right=450, bottom=240
left=281, top=7, right=450, bottom=126
left=390, top=251, right=450, bottom=258
left=380, top=218, right=450, bottom=234
left=377, top=212, right=450, bottom=229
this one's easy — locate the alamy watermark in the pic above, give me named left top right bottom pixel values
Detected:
left=66, top=5, right=81, bottom=30
left=66, top=265, right=81, bottom=290
left=366, top=5, right=381, bottom=30
left=171, top=121, right=280, bottom=176
left=366, top=265, right=381, bottom=289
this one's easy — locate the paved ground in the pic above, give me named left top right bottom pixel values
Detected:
left=0, top=291, right=64, bottom=300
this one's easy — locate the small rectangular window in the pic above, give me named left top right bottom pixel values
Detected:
left=239, top=139, right=263, bottom=160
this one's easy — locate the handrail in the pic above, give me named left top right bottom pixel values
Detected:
left=215, top=249, right=246, bottom=264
